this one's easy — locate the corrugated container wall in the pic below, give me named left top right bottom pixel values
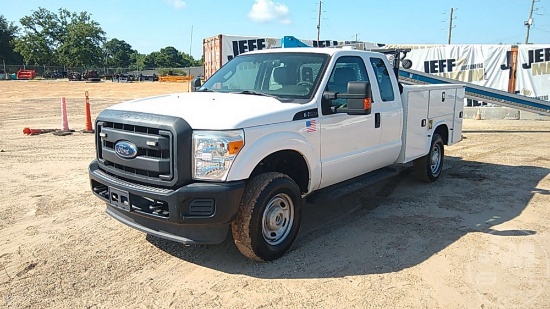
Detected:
left=203, top=35, right=223, bottom=80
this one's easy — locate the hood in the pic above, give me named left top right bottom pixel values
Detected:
left=105, top=92, right=306, bottom=129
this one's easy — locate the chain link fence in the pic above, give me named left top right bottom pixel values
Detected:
left=1, top=64, right=204, bottom=81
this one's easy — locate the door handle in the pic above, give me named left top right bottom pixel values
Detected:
left=375, top=113, right=381, bottom=128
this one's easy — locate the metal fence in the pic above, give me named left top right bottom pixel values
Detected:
left=1, top=64, right=204, bottom=80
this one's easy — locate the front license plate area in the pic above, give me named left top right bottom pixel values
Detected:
left=109, top=187, right=131, bottom=211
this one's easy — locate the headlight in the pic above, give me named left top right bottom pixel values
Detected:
left=192, top=130, right=244, bottom=181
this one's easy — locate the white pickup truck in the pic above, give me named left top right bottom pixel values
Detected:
left=89, top=47, right=465, bottom=261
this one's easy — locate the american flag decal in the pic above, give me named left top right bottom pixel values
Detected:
left=306, top=120, right=317, bottom=132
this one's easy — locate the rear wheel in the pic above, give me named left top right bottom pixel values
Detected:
left=231, top=172, right=302, bottom=261
left=413, top=134, right=444, bottom=182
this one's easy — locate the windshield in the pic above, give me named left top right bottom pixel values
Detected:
left=200, top=52, right=329, bottom=102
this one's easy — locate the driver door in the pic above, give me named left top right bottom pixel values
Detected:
left=318, top=55, right=382, bottom=188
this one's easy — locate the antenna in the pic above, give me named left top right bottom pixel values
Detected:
left=188, top=25, right=193, bottom=91
left=316, top=1, right=322, bottom=42
left=447, top=8, right=458, bottom=44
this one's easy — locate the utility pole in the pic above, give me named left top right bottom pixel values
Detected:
left=316, top=0, right=322, bottom=42
left=524, top=0, right=537, bottom=44
left=447, top=8, right=457, bottom=44
left=188, top=25, right=193, bottom=91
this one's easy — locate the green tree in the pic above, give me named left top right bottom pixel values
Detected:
left=180, top=51, right=202, bottom=67
left=14, top=8, right=61, bottom=65
left=179, top=51, right=193, bottom=67
left=0, top=15, right=23, bottom=64
left=158, top=46, right=182, bottom=67
left=144, top=47, right=202, bottom=68
left=129, top=51, right=146, bottom=70
left=57, top=10, right=105, bottom=67
left=144, top=51, right=161, bottom=67
left=15, top=8, right=105, bottom=67
left=104, top=38, right=135, bottom=67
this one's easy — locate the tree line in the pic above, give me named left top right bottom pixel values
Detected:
left=0, top=8, right=202, bottom=69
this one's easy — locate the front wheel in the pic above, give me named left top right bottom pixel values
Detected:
left=231, top=172, right=302, bottom=261
left=413, top=134, right=444, bottom=182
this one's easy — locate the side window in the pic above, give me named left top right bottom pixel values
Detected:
left=326, top=56, right=369, bottom=106
left=369, top=58, right=395, bottom=102
left=327, top=56, right=369, bottom=92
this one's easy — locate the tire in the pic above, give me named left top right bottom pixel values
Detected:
left=413, top=134, right=444, bottom=183
left=231, top=172, right=302, bottom=261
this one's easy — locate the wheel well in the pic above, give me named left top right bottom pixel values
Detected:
left=249, top=150, right=309, bottom=194
left=434, top=124, right=449, bottom=145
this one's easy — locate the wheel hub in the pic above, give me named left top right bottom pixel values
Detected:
left=262, top=193, right=294, bottom=246
left=430, top=144, right=441, bottom=173
left=266, top=208, right=285, bottom=230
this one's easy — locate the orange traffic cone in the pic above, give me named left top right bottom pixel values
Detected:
left=23, top=128, right=57, bottom=135
left=83, top=91, right=94, bottom=133
left=475, top=109, right=482, bottom=120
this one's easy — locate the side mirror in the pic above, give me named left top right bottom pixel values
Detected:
left=190, top=77, right=202, bottom=92
left=345, top=81, right=372, bottom=115
left=323, top=81, right=372, bottom=115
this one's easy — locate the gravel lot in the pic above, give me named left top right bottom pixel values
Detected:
left=1, top=80, right=549, bottom=308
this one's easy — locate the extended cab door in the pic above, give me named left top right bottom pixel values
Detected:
left=318, top=55, right=382, bottom=188
left=367, top=57, right=403, bottom=162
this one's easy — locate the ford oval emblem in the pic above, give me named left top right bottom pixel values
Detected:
left=114, top=140, right=138, bottom=159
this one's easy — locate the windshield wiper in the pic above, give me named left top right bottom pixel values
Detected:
left=233, top=90, right=279, bottom=99
left=198, top=88, right=213, bottom=92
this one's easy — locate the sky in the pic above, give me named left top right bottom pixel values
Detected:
left=2, top=0, right=549, bottom=59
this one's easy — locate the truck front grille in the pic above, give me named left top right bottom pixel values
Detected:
left=97, top=121, right=174, bottom=185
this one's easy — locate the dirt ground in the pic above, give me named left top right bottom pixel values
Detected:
left=1, top=80, right=549, bottom=308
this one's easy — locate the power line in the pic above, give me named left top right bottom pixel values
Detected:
left=533, top=25, right=550, bottom=33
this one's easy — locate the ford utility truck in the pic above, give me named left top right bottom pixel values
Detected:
left=89, top=47, right=465, bottom=261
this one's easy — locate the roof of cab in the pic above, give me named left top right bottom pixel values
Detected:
left=244, top=47, right=383, bottom=57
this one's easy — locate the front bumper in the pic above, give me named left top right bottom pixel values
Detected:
left=89, top=160, right=245, bottom=244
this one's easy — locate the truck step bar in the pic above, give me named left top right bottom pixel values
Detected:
left=399, top=68, right=550, bottom=116
left=306, top=166, right=400, bottom=204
